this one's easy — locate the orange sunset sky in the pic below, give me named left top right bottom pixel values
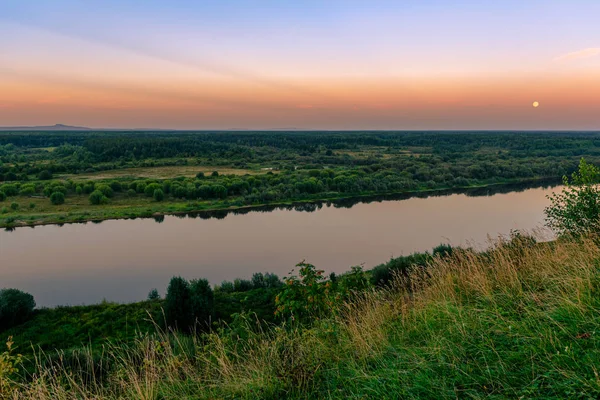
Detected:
left=1, top=0, right=599, bottom=130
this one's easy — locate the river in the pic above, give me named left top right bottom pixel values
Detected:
left=0, top=183, right=561, bottom=307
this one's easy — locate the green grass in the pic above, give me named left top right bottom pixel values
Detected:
left=3, top=237, right=599, bottom=399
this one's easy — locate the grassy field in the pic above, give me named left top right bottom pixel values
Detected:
left=3, top=236, right=599, bottom=399
left=58, top=165, right=269, bottom=180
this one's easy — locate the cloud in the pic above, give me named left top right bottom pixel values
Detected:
left=554, top=47, right=600, bottom=62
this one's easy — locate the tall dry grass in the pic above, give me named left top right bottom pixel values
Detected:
left=4, top=236, right=599, bottom=399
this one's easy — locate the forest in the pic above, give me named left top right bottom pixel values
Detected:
left=1, top=130, right=599, bottom=228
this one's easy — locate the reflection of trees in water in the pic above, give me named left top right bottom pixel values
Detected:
left=178, top=179, right=561, bottom=222
left=7, top=179, right=559, bottom=231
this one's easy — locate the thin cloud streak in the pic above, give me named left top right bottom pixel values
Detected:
left=554, top=47, right=600, bottom=62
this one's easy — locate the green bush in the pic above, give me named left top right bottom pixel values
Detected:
left=0, top=288, right=36, bottom=331
left=95, top=184, right=113, bottom=198
left=75, top=185, right=83, bottom=195
left=153, top=189, right=164, bottom=202
left=144, top=183, right=162, bottom=197
left=10, top=202, right=18, bottom=211
left=1, top=207, right=7, bottom=214
left=50, top=191, right=65, bottom=205
left=0, top=184, right=18, bottom=196
left=38, top=170, right=53, bottom=180
left=189, top=279, right=214, bottom=331
left=89, top=190, right=108, bottom=205
left=19, top=185, right=36, bottom=196
left=165, top=276, right=192, bottom=331
left=545, top=158, right=600, bottom=236
left=0, top=191, right=5, bottom=202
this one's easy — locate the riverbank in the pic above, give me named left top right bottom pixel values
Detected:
left=4, top=235, right=599, bottom=399
left=1, top=177, right=559, bottom=229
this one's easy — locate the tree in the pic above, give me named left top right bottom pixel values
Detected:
left=89, top=190, right=108, bottom=205
left=0, top=289, right=36, bottom=331
left=189, top=279, right=214, bottom=331
left=165, top=276, right=192, bottom=331
left=147, top=288, right=160, bottom=301
left=545, top=158, right=600, bottom=237
left=153, top=189, right=164, bottom=202
left=50, top=191, right=65, bottom=205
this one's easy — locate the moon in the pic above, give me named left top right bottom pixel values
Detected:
left=532, top=101, right=539, bottom=108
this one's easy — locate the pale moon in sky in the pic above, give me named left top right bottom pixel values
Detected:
left=532, top=101, right=539, bottom=108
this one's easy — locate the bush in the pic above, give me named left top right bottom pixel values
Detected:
left=0, top=184, right=18, bottom=196
left=189, top=279, right=214, bottom=331
left=19, top=185, right=36, bottom=196
left=75, top=185, right=83, bottom=195
left=196, top=172, right=205, bottom=179
left=545, top=158, right=600, bottom=236
left=127, top=189, right=136, bottom=197
left=89, top=190, right=108, bottom=205
left=147, top=289, right=160, bottom=301
left=1, top=207, right=7, bottom=214
left=10, top=202, right=18, bottom=211
left=0, top=191, right=5, bottom=202
left=211, top=171, right=219, bottom=177
left=153, top=189, right=164, bottom=202
left=95, top=184, right=113, bottom=198
left=0, top=289, right=36, bottom=331
left=38, top=170, right=53, bottom=180
left=165, top=277, right=192, bottom=331
left=83, top=183, right=95, bottom=194
left=29, top=202, right=35, bottom=209
left=145, top=183, right=162, bottom=197
left=50, top=191, right=65, bottom=205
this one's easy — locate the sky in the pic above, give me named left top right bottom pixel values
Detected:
left=1, top=0, right=599, bottom=130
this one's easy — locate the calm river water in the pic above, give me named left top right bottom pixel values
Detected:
left=0, top=183, right=560, bottom=307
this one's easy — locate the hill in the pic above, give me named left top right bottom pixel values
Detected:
left=3, top=236, right=599, bottom=399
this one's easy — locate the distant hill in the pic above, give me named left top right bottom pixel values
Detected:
left=0, top=124, right=91, bottom=131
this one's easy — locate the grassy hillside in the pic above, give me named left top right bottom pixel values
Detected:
left=3, top=236, right=599, bottom=399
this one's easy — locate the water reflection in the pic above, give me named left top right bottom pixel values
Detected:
left=0, top=181, right=561, bottom=307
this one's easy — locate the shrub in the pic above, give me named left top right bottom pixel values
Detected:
left=275, top=262, right=334, bottom=322
left=147, top=289, right=160, bottom=301
left=1, top=207, right=7, bottom=214
left=0, top=289, right=35, bottom=331
left=165, top=276, right=192, bottom=331
left=75, top=185, right=83, bottom=195
left=38, top=170, right=53, bottom=180
left=95, top=184, right=113, bottom=198
left=10, top=203, right=18, bottom=211
left=89, top=190, right=108, bottom=205
left=153, top=189, right=164, bottom=202
left=0, top=184, right=18, bottom=196
left=127, top=189, right=136, bottom=197
left=196, top=172, right=205, bottom=179
left=545, top=158, right=600, bottom=237
left=211, top=171, right=219, bottom=177
left=109, top=181, right=122, bottom=192
left=0, top=191, right=5, bottom=202
left=29, top=203, right=35, bottom=209
left=18, top=185, right=36, bottom=196
left=50, top=191, right=65, bottom=205
left=189, top=279, right=214, bottom=331
left=82, top=183, right=95, bottom=194
left=145, top=183, right=162, bottom=197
